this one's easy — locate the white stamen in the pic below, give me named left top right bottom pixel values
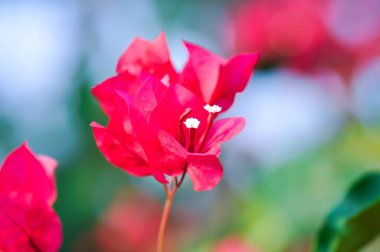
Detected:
left=184, top=118, right=200, bottom=129
left=204, top=104, right=222, bottom=113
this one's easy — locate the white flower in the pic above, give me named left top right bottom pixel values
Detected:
left=203, top=104, right=222, bottom=113
left=183, top=118, right=200, bottom=128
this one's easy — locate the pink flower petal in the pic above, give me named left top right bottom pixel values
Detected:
left=214, top=54, right=259, bottom=110
left=202, top=117, right=246, bottom=153
left=152, top=130, right=187, bottom=176
left=0, top=193, right=62, bottom=252
left=180, top=42, right=225, bottom=103
left=92, top=72, right=136, bottom=115
left=91, top=122, right=152, bottom=177
left=131, top=73, right=168, bottom=118
left=180, top=42, right=258, bottom=111
left=0, top=143, right=57, bottom=206
left=187, top=154, right=223, bottom=191
left=116, top=32, right=178, bottom=83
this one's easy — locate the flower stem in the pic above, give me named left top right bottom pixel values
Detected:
left=157, top=185, right=177, bottom=252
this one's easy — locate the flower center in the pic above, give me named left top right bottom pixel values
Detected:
left=183, top=118, right=200, bottom=129
left=203, top=104, right=222, bottom=113
left=183, top=117, right=199, bottom=152
left=178, top=104, right=222, bottom=153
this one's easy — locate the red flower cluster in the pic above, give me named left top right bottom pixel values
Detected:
left=0, top=143, right=62, bottom=252
left=91, top=33, right=258, bottom=191
left=231, top=0, right=380, bottom=82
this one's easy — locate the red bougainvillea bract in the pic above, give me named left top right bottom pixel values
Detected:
left=91, top=33, right=258, bottom=191
left=0, top=143, right=62, bottom=252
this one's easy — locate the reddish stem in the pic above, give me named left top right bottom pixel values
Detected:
left=157, top=183, right=177, bottom=252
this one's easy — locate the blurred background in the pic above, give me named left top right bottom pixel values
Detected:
left=0, top=0, right=380, bottom=251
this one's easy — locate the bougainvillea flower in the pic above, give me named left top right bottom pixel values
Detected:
left=0, top=143, right=62, bottom=252
left=92, top=33, right=178, bottom=115
left=180, top=42, right=259, bottom=111
left=92, top=33, right=256, bottom=191
left=230, top=0, right=380, bottom=83
left=232, top=0, right=327, bottom=63
left=92, top=73, right=245, bottom=191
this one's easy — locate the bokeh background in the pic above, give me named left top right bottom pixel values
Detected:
left=0, top=0, right=380, bottom=251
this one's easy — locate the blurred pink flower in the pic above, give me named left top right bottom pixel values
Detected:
left=0, top=143, right=62, bottom=252
left=212, top=236, right=261, bottom=252
left=231, top=0, right=380, bottom=82
left=232, top=0, right=327, bottom=62
left=96, top=190, right=194, bottom=252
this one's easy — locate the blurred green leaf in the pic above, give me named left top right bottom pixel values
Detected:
left=315, top=172, right=380, bottom=252
left=0, top=117, right=13, bottom=150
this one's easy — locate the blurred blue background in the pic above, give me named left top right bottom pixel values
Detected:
left=0, top=0, right=379, bottom=251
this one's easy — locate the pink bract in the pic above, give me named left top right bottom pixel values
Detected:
left=91, top=33, right=257, bottom=191
left=0, top=143, right=62, bottom=252
left=180, top=42, right=258, bottom=111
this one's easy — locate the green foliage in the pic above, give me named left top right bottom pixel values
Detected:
left=315, top=173, right=380, bottom=252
